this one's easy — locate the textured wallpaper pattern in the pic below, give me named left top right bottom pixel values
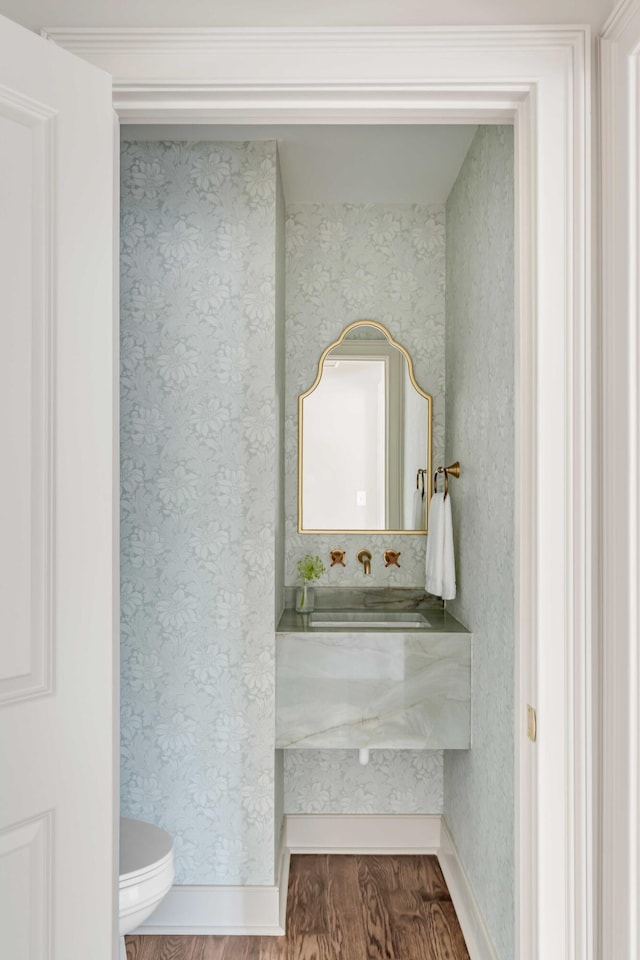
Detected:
left=274, top=166, right=286, bottom=863
left=120, top=140, right=280, bottom=885
left=285, top=203, right=445, bottom=588
left=283, top=203, right=446, bottom=814
left=443, top=126, right=515, bottom=960
left=284, top=750, right=443, bottom=814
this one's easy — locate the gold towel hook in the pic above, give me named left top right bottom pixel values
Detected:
left=434, top=461, right=461, bottom=500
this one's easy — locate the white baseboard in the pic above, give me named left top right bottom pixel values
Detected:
left=138, top=831, right=289, bottom=936
left=437, top=819, right=498, bottom=960
left=277, top=829, right=290, bottom=934
left=138, top=813, right=497, bottom=960
left=139, top=882, right=284, bottom=935
left=285, top=813, right=442, bottom=854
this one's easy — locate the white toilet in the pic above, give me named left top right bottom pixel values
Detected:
left=119, top=817, right=174, bottom=959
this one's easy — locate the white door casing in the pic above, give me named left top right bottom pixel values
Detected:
left=42, top=26, right=592, bottom=960
left=600, top=2, right=640, bottom=957
left=0, top=14, right=117, bottom=960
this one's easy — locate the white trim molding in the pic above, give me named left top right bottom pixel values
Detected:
left=139, top=882, right=284, bottom=937
left=438, top=820, right=499, bottom=960
left=46, top=26, right=593, bottom=959
left=285, top=814, right=442, bottom=854
left=140, top=832, right=290, bottom=936
left=600, top=3, right=640, bottom=958
left=44, top=26, right=573, bottom=126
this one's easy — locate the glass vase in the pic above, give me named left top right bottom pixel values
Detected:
left=295, top=583, right=315, bottom=614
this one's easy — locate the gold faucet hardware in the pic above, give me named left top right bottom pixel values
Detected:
left=330, top=549, right=346, bottom=567
left=357, top=549, right=372, bottom=575
left=383, top=550, right=401, bottom=568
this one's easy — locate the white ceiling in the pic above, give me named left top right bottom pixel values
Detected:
left=123, top=124, right=480, bottom=205
left=5, top=0, right=616, bottom=32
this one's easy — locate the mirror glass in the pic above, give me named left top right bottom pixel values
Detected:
left=298, top=321, right=432, bottom=533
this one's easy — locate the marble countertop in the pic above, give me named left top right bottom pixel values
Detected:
left=277, top=604, right=469, bottom=634
left=278, top=586, right=467, bottom=634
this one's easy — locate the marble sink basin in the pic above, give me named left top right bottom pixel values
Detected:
left=308, top=611, right=431, bottom=629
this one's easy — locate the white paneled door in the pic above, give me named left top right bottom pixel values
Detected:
left=0, top=14, right=117, bottom=960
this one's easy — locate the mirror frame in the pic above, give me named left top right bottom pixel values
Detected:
left=297, top=319, right=433, bottom=534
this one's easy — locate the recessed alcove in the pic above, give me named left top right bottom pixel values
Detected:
left=119, top=120, right=514, bottom=956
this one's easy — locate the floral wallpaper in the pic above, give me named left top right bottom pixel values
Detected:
left=283, top=203, right=446, bottom=814
left=443, top=126, right=515, bottom=960
left=120, top=140, right=282, bottom=885
left=119, top=136, right=512, bottom=898
left=285, top=202, right=446, bottom=587
left=284, top=750, right=443, bottom=814
left=274, top=167, right=286, bottom=863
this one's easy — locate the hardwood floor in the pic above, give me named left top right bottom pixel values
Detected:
left=125, top=855, right=470, bottom=960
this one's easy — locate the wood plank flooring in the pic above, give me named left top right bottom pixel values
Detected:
left=125, top=855, right=470, bottom=960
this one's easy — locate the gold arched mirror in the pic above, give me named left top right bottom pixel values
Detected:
left=298, top=320, right=433, bottom=533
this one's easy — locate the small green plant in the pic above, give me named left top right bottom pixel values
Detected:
left=296, top=554, right=326, bottom=583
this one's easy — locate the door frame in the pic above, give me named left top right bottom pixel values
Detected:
left=45, top=25, right=593, bottom=960
left=600, top=2, right=640, bottom=956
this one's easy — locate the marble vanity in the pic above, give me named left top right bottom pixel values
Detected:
left=276, top=590, right=471, bottom=751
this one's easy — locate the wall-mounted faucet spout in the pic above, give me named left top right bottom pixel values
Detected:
left=357, top=549, right=372, bottom=575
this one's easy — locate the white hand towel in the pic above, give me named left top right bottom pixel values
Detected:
left=425, top=491, right=456, bottom=600
left=441, top=493, right=456, bottom=600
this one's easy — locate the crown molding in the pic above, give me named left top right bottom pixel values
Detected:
left=42, top=25, right=589, bottom=55
left=601, top=0, right=640, bottom=39
left=42, top=24, right=587, bottom=125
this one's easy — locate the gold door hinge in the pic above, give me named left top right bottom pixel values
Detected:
left=527, top=705, right=537, bottom=742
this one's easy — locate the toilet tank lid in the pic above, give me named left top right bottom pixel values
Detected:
left=120, top=817, right=173, bottom=879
